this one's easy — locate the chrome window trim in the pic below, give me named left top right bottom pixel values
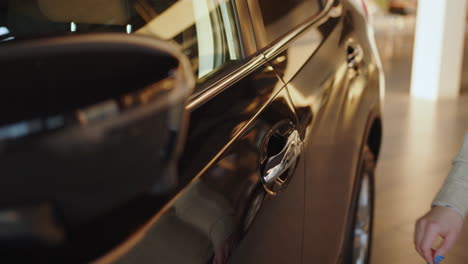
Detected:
left=187, top=54, right=265, bottom=111
left=186, top=0, right=336, bottom=110
left=185, top=0, right=259, bottom=111
left=249, top=0, right=335, bottom=58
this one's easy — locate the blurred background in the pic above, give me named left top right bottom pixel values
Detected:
left=369, top=0, right=468, bottom=263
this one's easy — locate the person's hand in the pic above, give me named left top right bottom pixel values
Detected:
left=414, top=206, right=464, bottom=263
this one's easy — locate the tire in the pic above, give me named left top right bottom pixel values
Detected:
left=348, top=145, right=375, bottom=264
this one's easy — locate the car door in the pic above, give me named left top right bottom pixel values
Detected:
left=0, top=0, right=378, bottom=263
left=100, top=1, right=305, bottom=263
left=0, top=1, right=304, bottom=262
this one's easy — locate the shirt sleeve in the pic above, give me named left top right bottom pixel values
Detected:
left=432, top=134, right=468, bottom=218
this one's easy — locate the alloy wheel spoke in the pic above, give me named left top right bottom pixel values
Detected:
left=352, top=173, right=371, bottom=264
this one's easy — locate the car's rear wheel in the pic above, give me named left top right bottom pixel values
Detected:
left=351, top=146, right=375, bottom=264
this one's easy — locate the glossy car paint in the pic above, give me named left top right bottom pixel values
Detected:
left=0, top=0, right=382, bottom=263
left=264, top=1, right=383, bottom=263
left=97, top=0, right=382, bottom=263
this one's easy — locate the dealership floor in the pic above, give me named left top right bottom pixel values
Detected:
left=371, top=15, right=468, bottom=264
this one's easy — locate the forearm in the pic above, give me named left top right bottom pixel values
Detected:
left=433, top=134, right=468, bottom=217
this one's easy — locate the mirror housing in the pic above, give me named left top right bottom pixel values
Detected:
left=0, top=33, right=194, bottom=261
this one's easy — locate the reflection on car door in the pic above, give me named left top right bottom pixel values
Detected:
left=103, top=1, right=306, bottom=262
left=247, top=0, right=376, bottom=262
left=111, top=59, right=305, bottom=263
left=174, top=62, right=306, bottom=263
left=260, top=0, right=377, bottom=262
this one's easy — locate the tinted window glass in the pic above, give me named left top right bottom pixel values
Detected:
left=0, top=0, right=243, bottom=81
left=257, top=0, right=325, bottom=44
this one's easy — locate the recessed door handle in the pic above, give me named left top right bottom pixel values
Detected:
left=263, top=130, right=303, bottom=187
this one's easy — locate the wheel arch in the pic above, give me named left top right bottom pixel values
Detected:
left=342, top=106, right=381, bottom=264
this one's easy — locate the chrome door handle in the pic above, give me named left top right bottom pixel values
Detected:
left=347, top=43, right=363, bottom=69
left=263, top=130, right=303, bottom=186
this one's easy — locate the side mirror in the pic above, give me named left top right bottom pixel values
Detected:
left=0, top=34, right=194, bottom=261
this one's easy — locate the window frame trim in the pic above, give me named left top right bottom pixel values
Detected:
left=187, top=53, right=265, bottom=111
left=185, top=0, right=336, bottom=111
left=186, top=0, right=259, bottom=110
left=246, top=0, right=334, bottom=55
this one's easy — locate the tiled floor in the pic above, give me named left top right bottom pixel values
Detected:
left=370, top=15, right=468, bottom=264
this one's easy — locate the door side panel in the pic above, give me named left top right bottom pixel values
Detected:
left=106, top=62, right=304, bottom=263
left=228, top=89, right=304, bottom=264
left=229, top=158, right=305, bottom=264
left=268, top=2, right=380, bottom=263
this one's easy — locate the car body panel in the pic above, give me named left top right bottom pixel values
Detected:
left=289, top=4, right=381, bottom=264
left=97, top=75, right=304, bottom=263
left=247, top=0, right=382, bottom=262
left=0, top=0, right=383, bottom=263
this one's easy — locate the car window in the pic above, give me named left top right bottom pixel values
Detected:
left=252, top=0, right=327, bottom=47
left=0, top=0, right=243, bottom=83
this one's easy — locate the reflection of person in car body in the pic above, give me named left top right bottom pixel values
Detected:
left=415, top=135, right=468, bottom=264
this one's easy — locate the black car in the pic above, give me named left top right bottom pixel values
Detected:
left=0, top=0, right=384, bottom=263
